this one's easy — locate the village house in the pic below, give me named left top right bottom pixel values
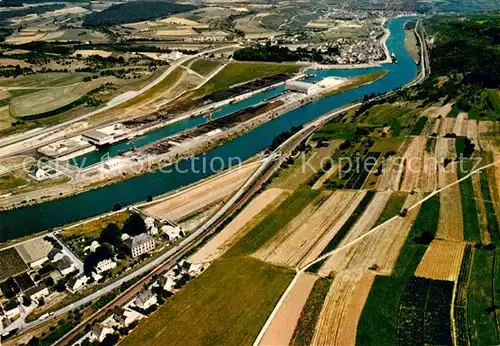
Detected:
left=24, top=285, right=49, bottom=301
left=67, top=274, right=89, bottom=293
left=125, top=233, right=155, bottom=258
left=134, top=289, right=157, bottom=310
left=161, top=225, right=184, bottom=242
left=94, top=259, right=117, bottom=274
left=113, top=307, right=141, bottom=327
left=144, top=217, right=158, bottom=235
left=179, top=260, right=204, bottom=277
left=48, top=248, right=64, bottom=263
left=91, top=323, right=115, bottom=342
left=56, top=256, right=76, bottom=276
left=159, top=275, right=176, bottom=292
left=3, top=301, right=20, bottom=319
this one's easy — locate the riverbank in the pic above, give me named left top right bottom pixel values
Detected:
left=0, top=74, right=380, bottom=211
left=0, top=17, right=419, bottom=240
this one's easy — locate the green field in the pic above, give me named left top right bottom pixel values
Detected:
left=311, top=124, right=374, bottom=141
left=361, top=104, right=420, bottom=130
left=189, top=59, right=222, bottom=77
left=194, top=62, right=299, bottom=97
left=397, top=277, right=454, bottom=345
left=457, top=160, right=482, bottom=242
left=115, top=67, right=184, bottom=110
left=410, top=116, right=428, bottom=136
left=374, top=192, right=407, bottom=226
left=121, top=257, right=294, bottom=346
left=468, top=249, right=499, bottom=345
left=357, top=194, right=440, bottom=345
left=290, top=277, right=332, bottom=346
left=479, top=171, right=500, bottom=243
left=224, top=187, right=319, bottom=258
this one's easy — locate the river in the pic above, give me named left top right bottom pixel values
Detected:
left=0, top=17, right=417, bottom=241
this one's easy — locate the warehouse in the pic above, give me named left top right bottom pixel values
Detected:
left=285, top=81, right=320, bottom=95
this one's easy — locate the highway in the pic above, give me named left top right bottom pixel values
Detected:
left=0, top=44, right=240, bottom=158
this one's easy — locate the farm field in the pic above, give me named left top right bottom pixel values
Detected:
left=467, top=248, right=500, bottom=345
left=397, top=277, right=454, bottom=345
left=437, top=163, right=464, bottom=241
left=319, top=192, right=422, bottom=277
left=189, top=188, right=288, bottom=264
left=400, top=136, right=436, bottom=191
left=9, top=82, right=99, bottom=118
left=143, top=162, right=259, bottom=222
left=258, top=272, right=318, bottom=346
left=121, top=257, right=294, bottom=346
left=290, top=277, right=332, bottom=346
left=414, top=239, right=466, bottom=281
left=457, top=160, right=482, bottom=242
left=224, top=187, right=319, bottom=258
left=189, top=59, right=223, bottom=77
left=357, top=194, right=440, bottom=345
left=312, top=271, right=375, bottom=346
left=254, top=190, right=363, bottom=268
left=194, top=62, right=299, bottom=97
left=0, top=248, right=29, bottom=281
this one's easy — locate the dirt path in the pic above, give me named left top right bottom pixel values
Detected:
left=189, top=188, right=288, bottom=264
left=143, top=162, right=259, bottom=221
left=258, top=272, right=318, bottom=346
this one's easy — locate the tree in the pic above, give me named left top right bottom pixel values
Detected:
left=122, top=213, right=146, bottom=236
left=22, top=296, right=32, bottom=307
left=100, top=223, right=121, bottom=247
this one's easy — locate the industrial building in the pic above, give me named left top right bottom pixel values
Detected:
left=285, top=81, right=320, bottom=95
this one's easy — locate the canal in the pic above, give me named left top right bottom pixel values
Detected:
left=0, top=17, right=418, bottom=241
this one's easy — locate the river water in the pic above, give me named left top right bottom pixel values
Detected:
left=0, top=17, right=417, bottom=241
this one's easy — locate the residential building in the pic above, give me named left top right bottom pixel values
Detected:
left=3, top=301, right=20, bottom=319
left=161, top=225, right=184, bottom=242
left=113, top=307, right=141, bottom=327
left=179, top=260, right=204, bottom=277
left=124, top=233, right=155, bottom=258
left=134, top=289, right=157, bottom=310
left=25, top=285, right=49, bottom=301
left=48, top=248, right=64, bottom=263
left=159, top=275, right=176, bottom=292
left=94, top=259, right=117, bottom=274
left=67, top=274, right=88, bottom=293
left=56, top=256, right=76, bottom=276
left=91, top=324, right=114, bottom=342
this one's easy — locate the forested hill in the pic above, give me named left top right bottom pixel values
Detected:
left=82, top=1, right=197, bottom=27
left=399, top=14, right=500, bottom=120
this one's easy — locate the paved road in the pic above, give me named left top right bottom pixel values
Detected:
left=0, top=44, right=240, bottom=157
